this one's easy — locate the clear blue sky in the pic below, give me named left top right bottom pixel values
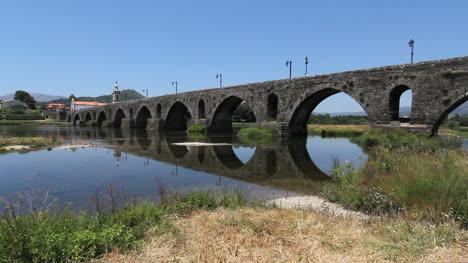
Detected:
left=0, top=0, right=467, bottom=112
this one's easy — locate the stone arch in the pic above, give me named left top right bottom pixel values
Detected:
left=267, top=93, right=279, bottom=120
left=73, top=114, right=81, bottom=126
left=288, top=139, right=329, bottom=180
left=198, top=99, right=206, bottom=119
left=156, top=103, right=162, bottom=118
left=85, top=112, right=92, bottom=122
left=165, top=101, right=192, bottom=131
left=130, top=108, right=134, bottom=119
left=389, top=85, right=412, bottom=122
left=114, top=108, right=126, bottom=128
left=212, top=145, right=245, bottom=169
left=431, top=95, right=468, bottom=136
left=209, top=96, right=257, bottom=132
left=97, top=111, right=107, bottom=126
left=67, top=115, right=71, bottom=122
left=135, top=105, right=152, bottom=129
left=93, top=112, right=96, bottom=120
left=288, top=88, right=367, bottom=136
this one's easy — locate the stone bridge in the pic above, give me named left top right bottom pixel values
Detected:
left=68, top=56, right=468, bottom=136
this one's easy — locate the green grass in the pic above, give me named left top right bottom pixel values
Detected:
left=187, top=124, right=205, bottom=134
left=0, top=191, right=251, bottom=263
left=322, top=129, right=467, bottom=226
left=0, top=120, right=71, bottom=126
left=237, top=127, right=279, bottom=144
left=307, top=127, right=364, bottom=137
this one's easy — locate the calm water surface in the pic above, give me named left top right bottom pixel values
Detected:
left=0, top=125, right=367, bottom=210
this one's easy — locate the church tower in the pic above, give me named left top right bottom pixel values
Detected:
left=112, top=81, right=121, bottom=104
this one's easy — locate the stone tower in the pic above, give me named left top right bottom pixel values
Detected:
left=112, top=81, right=121, bottom=104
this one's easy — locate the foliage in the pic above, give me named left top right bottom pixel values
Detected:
left=322, top=130, right=468, bottom=225
left=187, top=124, right=205, bottom=134
left=351, top=128, right=462, bottom=151
left=0, top=191, right=251, bottom=262
left=14, top=90, right=36, bottom=109
left=307, top=125, right=368, bottom=137
left=308, top=113, right=369, bottom=125
left=1, top=114, right=45, bottom=120
left=237, top=127, right=279, bottom=144
left=232, top=102, right=256, bottom=122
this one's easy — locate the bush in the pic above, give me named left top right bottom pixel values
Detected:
left=237, top=127, right=279, bottom=144
left=2, top=114, right=45, bottom=120
left=188, top=124, right=205, bottom=134
left=0, top=191, right=252, bottom=262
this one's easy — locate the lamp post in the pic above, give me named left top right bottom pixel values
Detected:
left=305, top=56, right=309, bottom=76
left=408, top=39, right=414, bottom=64
left=172, top=81, right=178, bottom=94
left=285, top=60, right=292, bottom=79
left=216, top=74, right=223, bottom=87
left=142, top=89, right=148, bottom=98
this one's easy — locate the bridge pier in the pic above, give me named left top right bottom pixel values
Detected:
left=147, top=118, right=164, bottom=131
left=121, top=118, right=135, bottom=129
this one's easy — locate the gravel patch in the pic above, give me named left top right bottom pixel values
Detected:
left=268, top=195, right=369, bottom=219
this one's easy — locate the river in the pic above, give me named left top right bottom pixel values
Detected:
left=0, top=125, right=367, bottom=211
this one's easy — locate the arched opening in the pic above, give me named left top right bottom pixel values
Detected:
left=135, top=106, right=152, bottom=129
left=198, top=99, right=205, bottom=119
left=85, top=113, right=92, bottom=122
left=73, top=114, right=80, bottom=126
left=114, top=108, right=126, bottom=128
left=67, top=115, right=71, bottom=122
left=130, top=108, right=134, bottom=119
left=97, top=111, right=107, bottom=126
left=156, top=103, right=162, bottom=118
left=389, top=85, right=412, bottom=122
left=432, top=98, right=468, bottom=136
left=209, top=96, right=256, bottom=132
left=289, top=88, right=369, bottom=136
left=267, top=93, right=278, bottom=121
left=165, top=101, right=192, bottom=131
left=93, top=112, right=96, bottom=120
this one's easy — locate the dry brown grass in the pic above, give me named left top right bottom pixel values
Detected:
left=307, top=124, right=370, bottom=131
left=95, top=208, right=466, bottom=263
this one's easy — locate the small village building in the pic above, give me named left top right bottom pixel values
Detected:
left=0, top=99, right=29, bottom=111
left=45, top=103, right=66, bottom=112
left=70, top=100, right=108, bottom=111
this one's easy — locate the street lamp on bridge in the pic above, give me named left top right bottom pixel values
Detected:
left=408, top=39, right=415, bottom=64
left=172, top=81, right=178, bottom=94
left=285, top=60, right=292, bottom=79
left=216, top=74, right=223, bottom=88
left=142, top=89, right=148, bottom=98
left=305, top=56, right=309, bottom=76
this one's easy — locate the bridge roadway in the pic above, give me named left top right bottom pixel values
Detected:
left=68, top=56, right=468, bottom=136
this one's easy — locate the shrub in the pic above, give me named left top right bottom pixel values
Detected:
left=237, top=127, right=279, bottom=144
left=188, top=124, right=205, bottom=133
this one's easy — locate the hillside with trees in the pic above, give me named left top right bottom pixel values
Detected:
left=37, top=89, right=145, bottom=106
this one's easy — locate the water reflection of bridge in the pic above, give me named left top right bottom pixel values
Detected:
left=53, top=127, right=331, bottom=194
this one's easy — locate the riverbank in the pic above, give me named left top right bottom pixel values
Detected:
left=307, top=124, right=370, bottom=136
left=0, top=191, right=465, bottom=263
left=0, top=137, right=61, bottom=153
left=96, top=208, right=465, bottom=263
left=0, top=119, right=71, bottom=126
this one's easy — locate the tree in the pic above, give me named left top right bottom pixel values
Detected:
left=14, top=90, right=36, bottom=109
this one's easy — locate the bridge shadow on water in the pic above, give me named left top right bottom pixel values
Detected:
left=38, top=126, right=336, bottom=195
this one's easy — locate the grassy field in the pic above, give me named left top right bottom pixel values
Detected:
left=96, top=208, right=465, bottom=263
left=307, top=124, right=370, bottom=137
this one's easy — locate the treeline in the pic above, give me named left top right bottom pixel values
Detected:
left=308, top=113, right=369, bottom=125
left=37, top=89, right=145, bottom=107
left=443, top=114, right=468, bottom=129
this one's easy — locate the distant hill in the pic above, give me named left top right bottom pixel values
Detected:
left=0, top=93, right=66, bottom=102
left=37, top=89, right=145, bottom=106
